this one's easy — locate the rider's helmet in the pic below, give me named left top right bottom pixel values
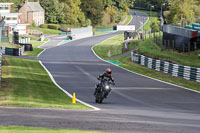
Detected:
left=106, top=68, right=112, bottom=76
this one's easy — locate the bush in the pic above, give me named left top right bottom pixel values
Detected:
left=40, top=24, right=60, bottom=30
left=47, top=24, right=60, bottom=30
left=40, top=24, right=48, bottom=28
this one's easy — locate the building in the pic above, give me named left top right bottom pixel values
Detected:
left=19, top=0, right=45, bottom=26
left=162, top=24, right=200, bottom=52
left=0, top=2, right=29, bottom=35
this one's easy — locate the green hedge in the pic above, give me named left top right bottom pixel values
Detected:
left=40, top=24, right=60, bottom=30
left=40, top=24, right=48, bottom=28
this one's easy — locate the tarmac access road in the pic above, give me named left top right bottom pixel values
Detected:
left=0, top=11, right=200, bottom=133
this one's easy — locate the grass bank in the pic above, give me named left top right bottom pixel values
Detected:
left=128, top=39, right=200, bottom=68
left=0, top=126, right=106, bottom=133
left=0, top=57, right=89, bottom=109
left=93, top=34, right=200, bottom=92
left=28, top=26, right=61, bottom=35
left=93, top=34, right=124, bottom=57
left=1, top=42, right=21, bottom=48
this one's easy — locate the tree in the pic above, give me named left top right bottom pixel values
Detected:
left=166, top=0, right=195, bottom=25
left=151, top=21, right=160, bottom=32
left=103, top=0, right=113, bottom=9
left=63, top=0, right=91, bottom=26
left=40, top=0, right=65, bottom=24
left=81, top=0, right=104, bottom=26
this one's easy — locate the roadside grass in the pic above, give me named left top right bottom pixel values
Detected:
left=93, top=34, right=124, bottom=57
left=131, top=9, right=159, bottom=31
left=26, top=48, right=44, bottom=57
left=1, top=42, right=21, bottom=48
left=93, top=34, right=200, bottom=92
left=0, top=57, right=90, bottom=109
left=106, top=56, right=200, bottom=92
left=28, top=26, right=61, bottom=35
left=128, top=39, right=200, bottom=68
left=25, top=38, right=49, bottom=57
left=0, top=126, right=107, bottom=133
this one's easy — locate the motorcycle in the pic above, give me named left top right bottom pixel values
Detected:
left=95, top=78, right=114, bottom=103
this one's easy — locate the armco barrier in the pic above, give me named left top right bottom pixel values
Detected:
left=131, top=52, right=200, bottom=82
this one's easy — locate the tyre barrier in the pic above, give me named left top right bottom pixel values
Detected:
left=1, top=46, right=25, bottom=56
left=19, top=43, right=33, bottom=51
left=131, top=52, right=200, bottom=82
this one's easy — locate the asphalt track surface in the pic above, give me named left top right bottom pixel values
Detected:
left=1, top=11, right=200, bottom=133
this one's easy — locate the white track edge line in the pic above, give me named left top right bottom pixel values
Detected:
left=39, top=60, right=100, bottom=111
left=38, top=38, right=50, bottom=48
left=37, top=48, right=46, bottom=57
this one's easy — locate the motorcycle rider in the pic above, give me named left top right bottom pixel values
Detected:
left=94, top=68, right=115, bottom=97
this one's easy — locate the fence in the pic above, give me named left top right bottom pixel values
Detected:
left=131, top=52, right=200, bottom=82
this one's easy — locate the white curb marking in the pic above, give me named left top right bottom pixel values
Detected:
left=39, top=61, right=100, bottom=111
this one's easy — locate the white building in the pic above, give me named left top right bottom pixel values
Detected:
left=0, top=3, right=29, bottom=35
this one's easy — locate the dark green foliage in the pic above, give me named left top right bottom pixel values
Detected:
left=47, top=24, right=61, bottom=30
left=134, top=0, right=167, bottom=10
left=151, top=21, right=160, bottom=32
left=40, top=24, right=48, bottom=28
left=40, top=24, right=60, bottom=30
left=81, top=0, right=104, bottom=26
left=40, top=0, right=65, bottom=24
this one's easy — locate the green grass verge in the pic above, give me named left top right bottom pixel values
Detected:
left=1, top=42, right=21, bottom=48
left=0, top=57, right=90, bottom=109
left=93, top=34, right=200, bottom=92
left=28, top=26, right=61, bottom=35
left=128, top=39, right=200, bottom=68
left=93, top=34, right=124, bottom=57
left=0, top=126, right=107, bottom=133
left=107, top=56, right=200, bottom=92
left=26, top=38, right=49, bottom=57
left=26, top=48, right=44, bottom=57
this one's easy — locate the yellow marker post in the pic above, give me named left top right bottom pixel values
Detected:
left=72, top=92, right=76, bottom=104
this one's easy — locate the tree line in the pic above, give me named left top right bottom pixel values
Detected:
left=134, top=0, right=200, bottom=25
left=1, top=0, right=135, bottom=27
left=2, top=0, right=200, bottom=27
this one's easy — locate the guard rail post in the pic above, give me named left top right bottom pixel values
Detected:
left=0, top=17, right=5, bottom=81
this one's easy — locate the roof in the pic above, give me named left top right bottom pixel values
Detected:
left=27, top=2, right=44, bottom=12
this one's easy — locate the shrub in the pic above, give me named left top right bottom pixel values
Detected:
left=47, top=24, right=60, bottom=30
left=40, top=24, right=48, bottom=28
left=40, top=24, right=60, bottom=30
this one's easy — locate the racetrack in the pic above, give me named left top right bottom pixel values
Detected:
left=1, top=11, right=200, bottom=133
